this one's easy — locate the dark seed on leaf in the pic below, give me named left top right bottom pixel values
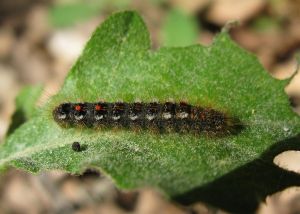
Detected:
left=72, top=142, right=81, bottom=152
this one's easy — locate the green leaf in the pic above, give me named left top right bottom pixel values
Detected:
left=49, top=1, right=102, bottom=28
left=6, top=85, right=43, bottom=137
left=49, top=0, right=131, bottom=28
left=1, top=11, right=300, bottom=198
left=161, top=9, right=199, bottom=47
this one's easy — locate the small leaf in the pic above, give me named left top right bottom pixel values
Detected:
left=161, top=9, right=199, bottom=47
left=49, top=1, right=102, bottom=28
left=49, top=0, right=132, bottom=28
left=0, top=11, right=299, bottom=198
left=6, top=85, right=43, bottom=137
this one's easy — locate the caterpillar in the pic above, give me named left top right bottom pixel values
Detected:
left=53, top=101, right=243, bottom=136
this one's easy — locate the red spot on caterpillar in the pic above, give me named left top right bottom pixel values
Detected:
left=95, top=105, right=102, bottom=111
left=75, top=105, right=82, bottom=111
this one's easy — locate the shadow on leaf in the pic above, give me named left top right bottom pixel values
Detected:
left=6, top=109, right=27, bottom=137
left=174, top=134, right=300, bottom=213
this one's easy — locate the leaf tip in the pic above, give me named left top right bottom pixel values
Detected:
left=221, top=20, right=240, bottom=33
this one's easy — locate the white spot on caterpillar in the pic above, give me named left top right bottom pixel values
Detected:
left=95, top=115, right=103, bottom=120
left=130, top=115, right=138, bottom=121
left=75, top=115, right=84, bottom=120
left=178, top=112, right=189, bottom=119
left=146, top=114, right=155, bottom=121
left=162, top=112, right=172, bottom=120
left=58, top=114, right=66, bottom=119
left=112, top=115, right=120, bottom=120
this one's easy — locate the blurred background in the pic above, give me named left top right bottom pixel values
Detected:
left=0, top=0, right=300, bottom=213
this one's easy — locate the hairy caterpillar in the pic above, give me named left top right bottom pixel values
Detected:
left=53, top=101, right=243, bottom=136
